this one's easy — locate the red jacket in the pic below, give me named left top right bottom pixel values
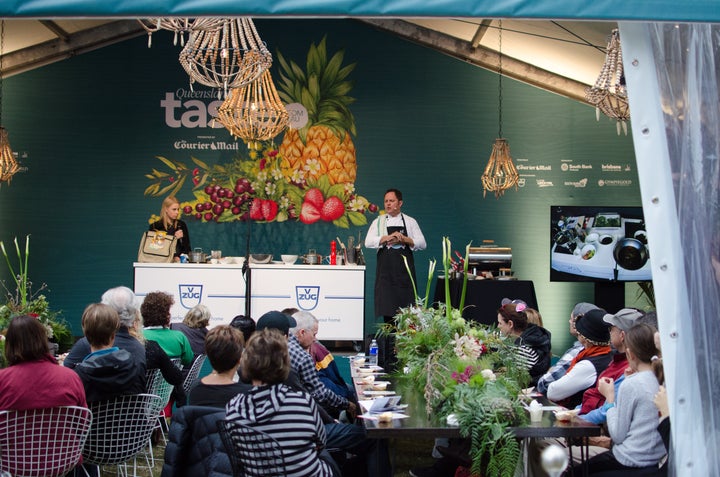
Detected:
left=0, top=354, right=87, bottom=410
left=579, top=351, right=628, bottom=415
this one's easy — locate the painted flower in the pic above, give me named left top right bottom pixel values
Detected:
left=303, top=158, right=321, bottom=176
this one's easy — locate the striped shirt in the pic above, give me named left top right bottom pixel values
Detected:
left=225, top=383, right=332, bottom=477
left=288, top=335, right=349, bottom=411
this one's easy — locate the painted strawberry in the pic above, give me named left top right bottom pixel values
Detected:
left=303, top=188, right=325, bottom=210
left=249, top=198, right=264, bottom=220
left=262, top=199, right=279, bottom=221
left=320, top=196, right=345, bottom=221
left=300, top=202, right=321, bottom=224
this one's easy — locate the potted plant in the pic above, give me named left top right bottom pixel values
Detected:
left=0, top=235, right=73, bottom=367
left=381, top=237, right=530, bottom=477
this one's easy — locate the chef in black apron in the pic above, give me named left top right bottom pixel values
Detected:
left=365, top=189, right=427, bottom=369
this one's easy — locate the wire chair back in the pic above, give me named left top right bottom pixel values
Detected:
left=0, top=405, right=92, bottom=477
left=217, top=419, right=287, bottom=477
left=82, top=393, right=161, bottom=466
left=183, top=354, right=207, bottom=395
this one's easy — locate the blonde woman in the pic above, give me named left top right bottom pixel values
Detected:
left=171, top=304, right=211, bottom=357
left=149, top=195, right=191, bottom=259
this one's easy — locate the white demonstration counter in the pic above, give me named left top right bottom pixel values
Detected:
left=133, top=262, right=365, bottom=341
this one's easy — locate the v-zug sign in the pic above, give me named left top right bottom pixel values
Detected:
left=296, top=286, right=320, bottom=311
left=179, top=284, right=203, bottom=309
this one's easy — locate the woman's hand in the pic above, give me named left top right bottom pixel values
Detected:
left=174, top=229, right=184, bottom=239
left=654, top=385, right=669, bottom=418
left=598, top=377, right=615, bottom=402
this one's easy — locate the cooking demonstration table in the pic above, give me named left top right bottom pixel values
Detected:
left=133, top=262, right=365, bottom=340
left=433, top=278, right=538, bottom=326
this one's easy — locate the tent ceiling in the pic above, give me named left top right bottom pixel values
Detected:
left=0, top=18, right=616, bottom=104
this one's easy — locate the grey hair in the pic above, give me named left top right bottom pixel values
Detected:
left=101, top=286, right=141, bottom=327
left=290, top=310, right=317, bottom=335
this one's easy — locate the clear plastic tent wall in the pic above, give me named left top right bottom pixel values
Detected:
left=621, top=22, right=720, bottom=476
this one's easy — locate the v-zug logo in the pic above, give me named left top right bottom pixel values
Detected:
left=179, top=284, right=203, bottom=309
left=296, top=286, right=320, bottom=311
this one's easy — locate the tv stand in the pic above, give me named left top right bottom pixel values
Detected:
left=594, top=282, right=625, bottom=313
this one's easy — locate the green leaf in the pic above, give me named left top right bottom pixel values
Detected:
left=327, top=184, right=346, bottom=199
left=156, top=156, right=180, bottom=171
left=333, top=215, right=350, bottom=228
left=347, top=211, right=367, bottom=227
left=191, top=157, right=211, bottom=170
left=144, top=183, right=160, bottom=196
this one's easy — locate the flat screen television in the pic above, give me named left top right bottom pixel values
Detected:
left=550, top=205, right=652, bottom=282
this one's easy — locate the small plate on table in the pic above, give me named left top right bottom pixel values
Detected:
left=363, top=390, right=396, bottom=396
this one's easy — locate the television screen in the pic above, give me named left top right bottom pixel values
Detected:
left=550, top=205, right=652, bottom=282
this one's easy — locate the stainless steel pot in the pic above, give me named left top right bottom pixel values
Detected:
left=613, top=238, right=648, bottom=270
left=302, top=254, right=322, bottom=265
left=189, top=248, right=207, bottom=263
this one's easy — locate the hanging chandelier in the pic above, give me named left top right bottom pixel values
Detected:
left=137, top=17, right=225, bottom=48
left=215, top=69, right=289, bottom=150
left=178, top=18, right=272, bottom=98
left=585, top=29, right=629, bottom=135
left=0, top=20, right=20, bottom=185
left=481, top=21, right=519, bottom=199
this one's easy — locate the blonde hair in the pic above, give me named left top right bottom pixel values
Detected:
left=160, top=196, right=180, bottom=229
left=183, top=304, right=211, bottom=328
left=525, top=308, right=544, bottom=328
left=128, top=312, right=146, bottom=344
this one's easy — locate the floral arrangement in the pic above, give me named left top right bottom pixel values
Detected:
left=383, top=237, right=530, bottom=477
left=0, top=236, right=73, bottom=367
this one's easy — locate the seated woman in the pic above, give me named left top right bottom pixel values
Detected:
left=496, top=302, right=552, bottom=385
left=189, top=325, right=251, bottom=407
left=0, top=314, right=86, bottom=410
left=141, top=291, right=194, bottom=367
left=581, top=323, right=666, bottom=475
left=225, top=328, right=337, bottom=477
left=171, top=304, right=210, bottom=358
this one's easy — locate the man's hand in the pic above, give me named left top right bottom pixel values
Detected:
left=346, top=401, right=357, bottom=419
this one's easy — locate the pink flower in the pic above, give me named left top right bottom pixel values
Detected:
left=267, top=150, right=278, bottom=157
left=259, top=158, right=267, bottom=170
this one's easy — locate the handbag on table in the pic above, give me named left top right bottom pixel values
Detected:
left=137, top=230, right=177, bottom=263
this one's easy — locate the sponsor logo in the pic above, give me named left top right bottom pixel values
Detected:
left=517, top=164, right=552, bottom=171
left=561, top=163, right=593, bottom=172
left=179, top=284, right=203, bottom=309
left=598, top=179, right=633, bottom=187
left=518, top=178, right=526, bottom=187
left=601, top=164, right=623, bottom=171
left=160, top=90, right=225, bottom=128
left=564, top=178, right=588, bottom=188
left=296, top=286, right=320, bottom=311
left=536, top=179, right=554, bottom=187
left=172, top=139, right=239, bottom=151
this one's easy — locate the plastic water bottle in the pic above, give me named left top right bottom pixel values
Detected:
left=369, top=339, right=379, bottom=366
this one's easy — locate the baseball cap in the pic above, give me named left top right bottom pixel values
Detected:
left=571, top=302, right=599, bottom=319
left=256, top=311, right=297, bottom=335
left=575, top=308, right=611, bottom=343
left=603, top=308, right=644, bottom=331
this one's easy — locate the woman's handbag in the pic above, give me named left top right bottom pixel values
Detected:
left=137, top=230, right=177, bottom=263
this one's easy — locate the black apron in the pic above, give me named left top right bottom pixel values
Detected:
left=374, top=215, right=417, bottom=321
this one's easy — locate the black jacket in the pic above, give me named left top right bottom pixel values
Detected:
left=74, top=348, right=146, bottom=402
left=161, top=405, right=232, bottom=477
left=518, top=324, right=552, bottom=385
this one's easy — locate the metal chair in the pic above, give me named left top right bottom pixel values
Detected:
left=0, top=405, right=92, bottom=477
left=145, top=368, right=175, bottom=441
left=182, top=354, right=207, bottom=395
left=217, top=419, right=287, bottom=477
left=81, top=393, right=162, bottom=477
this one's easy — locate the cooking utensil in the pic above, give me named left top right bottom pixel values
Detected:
left=249, top=254, right=273, bottom=264
left=613, top=238, right=648, bottom=270
left=302, top=254, right=322, bottom=265
left=189, top=248, right=207, bottom=263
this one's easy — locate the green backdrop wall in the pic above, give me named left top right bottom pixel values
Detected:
left=0, top=19, right=644, bottom=353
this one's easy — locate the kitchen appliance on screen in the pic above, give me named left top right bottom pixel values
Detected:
left=550, top=205, right=652, bottom=282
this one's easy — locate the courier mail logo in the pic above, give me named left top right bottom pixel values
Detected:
left=296, top=286, right=320, bottom=311
left=179, top=284, right=203, bottom=309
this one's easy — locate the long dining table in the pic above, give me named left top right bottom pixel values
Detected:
left=351, top=362, right=602, bottom=476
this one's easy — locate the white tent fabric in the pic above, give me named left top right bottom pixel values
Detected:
left=621, top=22, right=720, bottom=477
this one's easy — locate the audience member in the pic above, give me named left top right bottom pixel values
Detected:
left=63, top=285, right=146, bottom=370
left=525, top=308, right=544, bottom=327
left=171, top=304, right=210, bottom=356
left=546, top=309, right=613, bottom=408
left=226, top=328, right=339, bottom=477
left=73, top=303, right=146, bottom=402
left=229, top=314, right=256, bottom=343
left=189, top=325, right=251, bottom=407
left=496, top=302, right=551, bottom=385
left=536, top=302, right=598, bottom=394
left=0, top=315, right=86, bottom=409
left=141, top=291, right=193, bottom=366
left=128, top=311, right=186, bottom=406
left=581, top=323, right=665, bottom=474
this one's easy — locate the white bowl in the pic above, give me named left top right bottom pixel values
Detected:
left=281, top=254, right=299, bottom=264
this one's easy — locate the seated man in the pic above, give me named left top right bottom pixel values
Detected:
left=73, top=303, right=146, bottom=402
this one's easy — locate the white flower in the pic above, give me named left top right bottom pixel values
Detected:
left=303, top=158, right=321, bottom=175
left=481, top=369, right=497, bottom=381
left=450, top=333, right=484, bottom=360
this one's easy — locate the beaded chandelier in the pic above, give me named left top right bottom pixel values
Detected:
left=137, top=17, right=225, bottom=47
left=178, top=18, right=272, bottom=99
left=215, top=69, right=289, bottom=150
left=585, top=29, right=630, bottom=135
left=0, top=20, right=20, bottom=185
